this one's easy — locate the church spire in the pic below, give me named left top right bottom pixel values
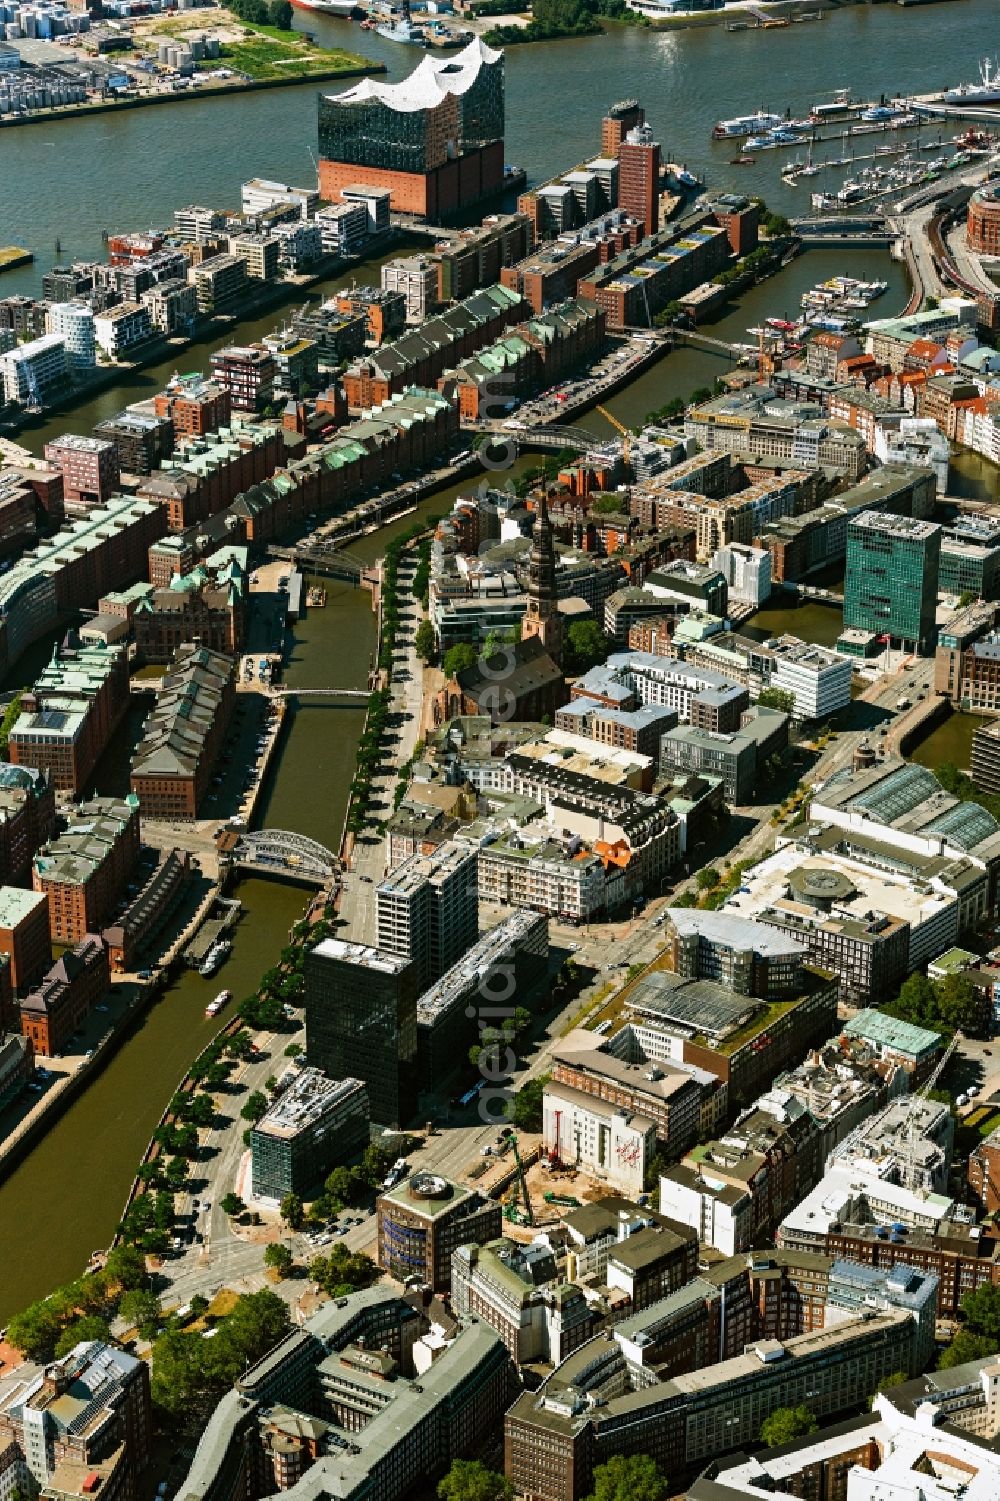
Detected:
left=522, top=492, right=562, bottom=663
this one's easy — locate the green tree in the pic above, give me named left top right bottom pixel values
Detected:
left=960, top=1283, right=1000, bottom=1340
left=7, top=1300, right=64, bottom=1360
left=187, top=1093, right=216, bottom=1127
left=54, top=1315, right=111, bottom=1357
left=760, top=1405, right=818, bottom=1448
left=695, top=866, right=720, bottom=891
left=104, top=1244, right=147, bottom=1290
left=268, top=0, right=293, bottom=24
left=0, top=690, right=25, bottom=758
left=220, top=1193, right=245, bottom=1218
left=564, top=620, right=610, bottom=675
left=869, top=1370, right=908, bottom=1407
left=441, top=643, right=479, bottom=679
left=887, top=972, right=942, bottom=1028
left=937, top=973, right=981, bottom=1032
left=280, top=1193, right=304, bottom=1230
left=119, top=1289, right=161, bottom=1335
left=324, top=1166, right=353, bottom=1207
left=414, top=619, right=436, bottom=663
left=264, top=1244, right=294, bottom=1278
left=437, top=1460, right=514, bottom=1501
left=240, top=1091, right=269, bottom=1124
left=512, top=1075, right=549, bottom=1132
left=758, top=686, right=796, bottom=715
left=583, top=1454, right=666, bottom=1501
left=308, top=1245, right=379, bottom=1297
left=938, top=1328, right=999, bottom=1369
left=284, top=1043, right=303, bottom=1058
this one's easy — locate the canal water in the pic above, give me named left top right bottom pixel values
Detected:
left=909, top=709, right=992, bottom=774
left=0, top=461, right=538, bottom=1322
left=3, top=0, right=998, bottom=296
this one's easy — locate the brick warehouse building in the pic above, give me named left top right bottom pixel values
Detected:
left=32, top=795, right=141, bottom=946
left=9, top=638, right=130, bottom=794
left=342, top=284, right=526, bottom=411
left=576, top=214, right=731, bottom=330
left=136, top=421, right=284, bottom=531
left=130, top=646, right=236, bottom=819
left=20, top=935, right=110, bottom=1057
left=317, top=39, right=506, bottom=222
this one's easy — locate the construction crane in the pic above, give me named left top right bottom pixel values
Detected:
left=595, top=404, right=633, bottom=494
left=902, top=1030, right=961, bottom=1187
left=504, top=1130, right=535, bottom=1227
left=842, top=1029, right=961, bottom=1193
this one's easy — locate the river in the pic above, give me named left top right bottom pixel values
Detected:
left=2, top=0, right=998, bottom=296
left=0, top=0, right=997, bottom=1315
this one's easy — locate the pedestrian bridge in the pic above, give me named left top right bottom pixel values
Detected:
left=269, top=686, right=371, bottom=700
left=477, top=423, right=601, bottom=453
left=229, top=829, right=339, bottom=880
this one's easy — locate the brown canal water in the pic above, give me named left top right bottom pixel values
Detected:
left=909, top=711, right=994, bottom=776
left=0, top=460, right=537, bottom=1322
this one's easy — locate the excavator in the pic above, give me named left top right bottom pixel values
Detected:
left=501, top=1129, right=535, bottom=1227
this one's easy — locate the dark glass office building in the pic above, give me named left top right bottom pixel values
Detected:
left=304, top=937, right=418, bottom=1127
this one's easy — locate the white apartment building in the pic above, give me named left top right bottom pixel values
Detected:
left=227, top=232, right=280, bottom=282
left=316, top=201, right=370, bottom=257
left=93, top=302, right=152, bottom=360
left=376, top=841, right=479, bottom=989
left=273, top=221, right=324, bottom=272
left=241, top=177, right=319, bottom=219
left=173, top=204, right=228, bottom=242
left=381, top=255, right=439, bottom=322
left=544, top=1080, right=656, bottom=1197
left=711, top=542, right=772, bottom=607
left=0, top=332, right=69, bottom=405
left=659, top=1161, right=753, bottom=1256
left=46, top=302, right=95, bottom=371
left=769, top=638, right=853, bottom=720
left=579, top=652, right=743, bottom=720
left=141, top=279, right=198, bottom=335
left=874, top=416, right=950, bottom=496
left=476, top=836, right=610, bottom=923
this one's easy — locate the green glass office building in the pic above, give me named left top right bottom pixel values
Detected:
left=843, top=510, right=941, bottom=655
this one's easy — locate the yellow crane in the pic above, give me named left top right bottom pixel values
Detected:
left=595, top=404, right=635, bottom=509
left=595, top=403, right=631, bottom=469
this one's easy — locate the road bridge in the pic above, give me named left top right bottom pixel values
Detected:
left=226, top=829, right=339, bottom=881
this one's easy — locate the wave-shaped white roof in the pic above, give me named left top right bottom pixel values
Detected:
left=325, top=37, right=502, bottom=113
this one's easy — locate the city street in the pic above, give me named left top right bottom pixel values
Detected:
left=338, top=554, right=425, bottom=945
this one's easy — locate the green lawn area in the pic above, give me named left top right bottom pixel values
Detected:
left=214, top=35, right=368, bottom=78
left=143, top=14, right=373, bottom=81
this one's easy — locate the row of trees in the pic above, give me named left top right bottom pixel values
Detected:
left=7, top=1245, right=148, bottom=1361
left=437, top=1453, right=665, bottom=1501
left=228, top=0, right=293, bottom=28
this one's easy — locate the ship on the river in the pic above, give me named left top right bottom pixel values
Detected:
left=945, top=57, right=1000, bottom=106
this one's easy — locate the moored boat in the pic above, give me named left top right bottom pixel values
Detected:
left=205, top=989, right=232, bottom=1019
